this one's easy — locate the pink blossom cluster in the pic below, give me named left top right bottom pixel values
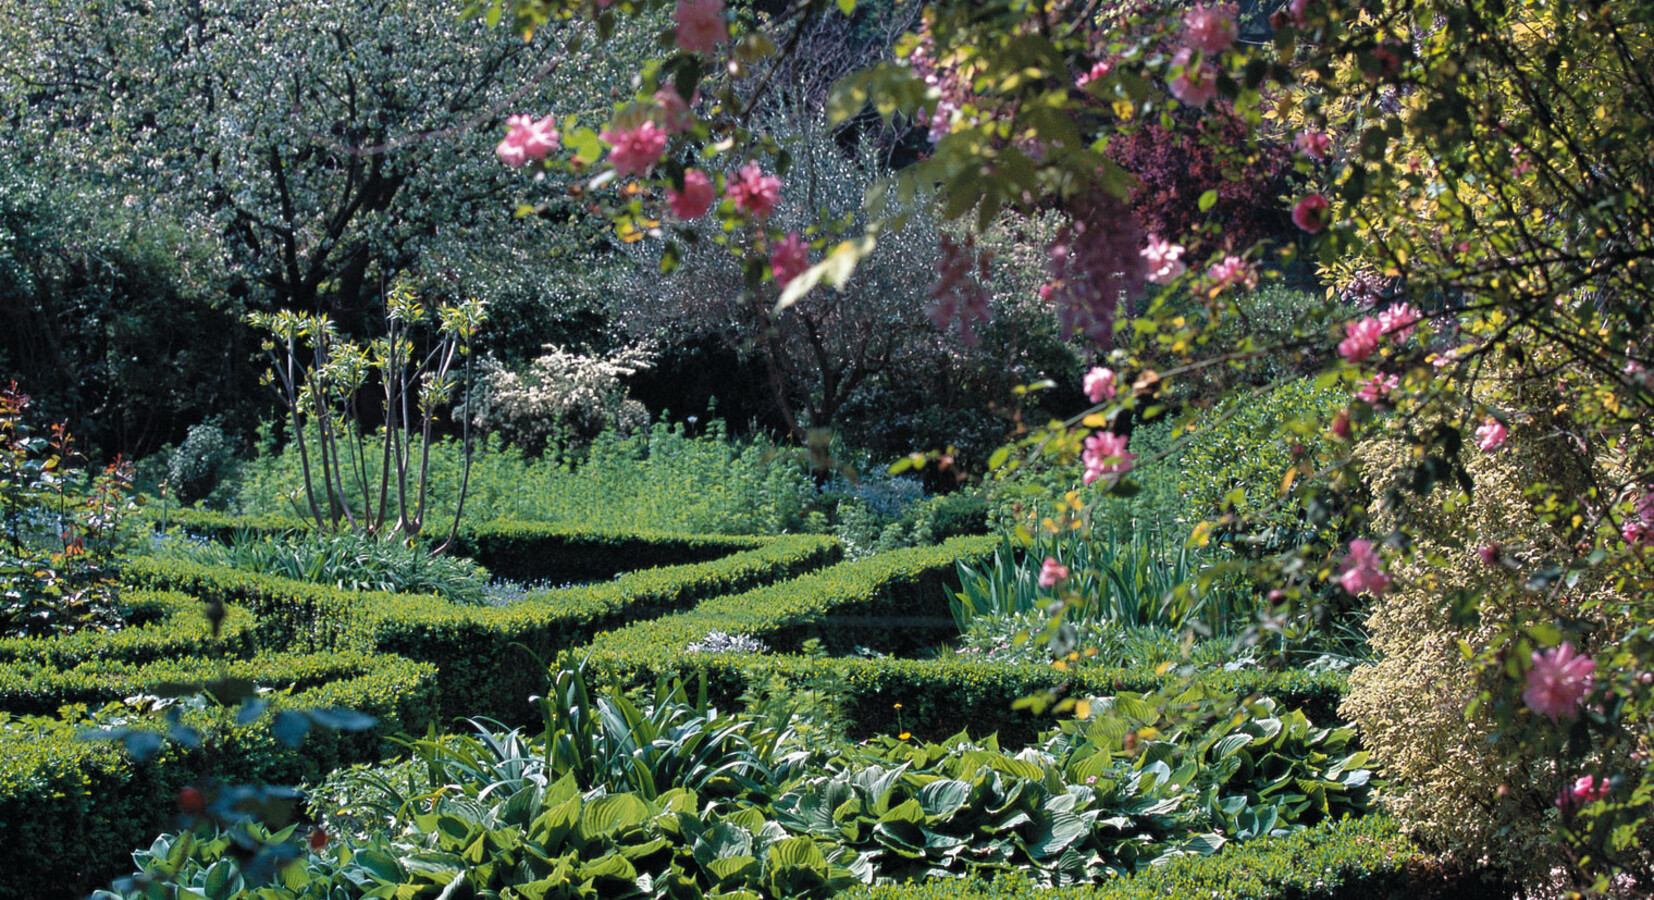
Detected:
left=927, top=100, right=957, bottom=144
left=1338, top=539, right=1390, bottom=596
left=654, top=87, right=696, bottom=135
left=1524, top=642, right=1595, bottom=722
left=1623, top=489, right=1654, bottom=545
left=1141, top=236, right=1187, bottom=284
left=1294, top=130, right=1331, bottom=161
left=1338, top=303, right=1421, bottom=364
left=1182, top=4, right=1238, bottom=54
left=1355, top=373, right=1399, bottom=403
left=1167, top=5, right=1234, bottom=107
left=1293, top=194, right=1330, bottom=232
left=1557, top=774, right=1611, bottom=810
left=1083, top=366, right=1118, bottom=403
left=770, top=232, right=809, bottom=289
left=1206, top=255, right=1257, bottom=292
left=599, top=121, right=668, bottom=178
left=1081, top=431, right=1135, bottom=485
left=667, top=169, right=716, bottom=219
left=1168, top=48, right=1218, bottom=108
left=673, top=0, right=727, bottom=54
left=496, top=115, right=560, bottom=169
left=1038, top=557, right=1070, bottom=588
left=727, top=162, right=782, bottom=218
left=1475, top=417, right=1508, bottom=451
left=1076, top=61, right=1112, bottom=89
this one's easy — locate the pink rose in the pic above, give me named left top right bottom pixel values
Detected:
left=1524, top=642, right=1595, bottom=722
left=727, top=162, right=782, bottom=218
left=496, top=114, right=560, bottom=169
left=1081, top=431, right=1135, bottom=485
left=770, top=231, right=809, bottom=288
left=1475, top=417, right=1508, bottom=451
left=1083, top=366, right=1118, bottom=403
left=1038, top=557, right=1070, bottom=588
left=1338, top=539, right=1390, bottom=596
left=1182, top=4, right=1237, bottom=54
left=1076, top=60, right=1112, bottom=89
left=1292, top=194, right=1330, bottom=232
left=1477, top=544, right=1502, bottom=567
left=1338, top=317, right=1383, bottom=363
left=667, top=168, right=716, bottom=219
left=673, top=0, right=728, bottom=54
left=1294, top=130, right=1331, bottom=161
left=599, top=121, right=668, bottom=178
left=1168, top=48, right=1218, bottom=107
left=1140, top=236, right=1187, bottom=285
left=1378, top=303, right=1421, bottom=341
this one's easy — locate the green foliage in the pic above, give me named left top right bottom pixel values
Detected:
left=146, top=529, right=493, bottom=606
left=953, top=612, right=1233, bottom=670
left=839, top=815, right=1419, bottom=900
left=166, top=423, right=240, bottom=509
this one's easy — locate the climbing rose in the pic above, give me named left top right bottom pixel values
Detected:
left=1182, top=4, right=1237, bottom=54
left=667, top=169, right=715, bottom=219
left=1524, top=643, right=1595, bottom=722
left=1081, top=432, right=1135, bottom=485
left=1338, top=317, right=1383, bottom=363
left=1140, top=236, right=1187, bottom=284
left=1083, top=366, right=1118, bottom=403
left=1294, top=130, right=1331, bottom=161
left=1292, top=193, right=1330, bottom=232
left=1355, top=373, right=1398, bottom=403
left=1168, top=48, right=1218, bottom=107
left=496, top=114, right=560, bottom=168
left=673, top=0, right=727, bottom=54
left=599, top=121, right=667, bottom=178
left=770, top=232, right=809, bottom=288
left=1206, top=255, right=1257, bottom=292
left=1378, top=303, right=1421, bottom=340
left=1338, top=539, right=1390, bottom=596
left=727, top=162, right=782, bottom=218
left=1557, top=775, right=1611, bottom=810
left=654, top=87, right=695, bottom=134
left=1475, top=417, right=1508, bottom=451
left=1038, top=557, right=1070, bottom=588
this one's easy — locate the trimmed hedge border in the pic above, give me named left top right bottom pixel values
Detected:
left=840, top=815, right=1420, bottom=900
left=0, top=652, right=439, bottom=897
left=0, top=590, right=256, bottom=668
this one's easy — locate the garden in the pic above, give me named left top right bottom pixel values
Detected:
left=0, top=0, right=1649, bottom=898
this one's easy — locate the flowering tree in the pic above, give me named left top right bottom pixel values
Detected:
left=466, top=0, right=1654, bottom=888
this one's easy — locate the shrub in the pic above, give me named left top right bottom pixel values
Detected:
left=166, top=422, right=239, bottom=508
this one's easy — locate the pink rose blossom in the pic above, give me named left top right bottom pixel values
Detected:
left=1338, top=539, right=1391, bottom=596
left=1330, top=408, right=1352, bottom=441
left=1557, top=775, right=1611, bottom=810
left=770, top=231, right=809, bottom=288
left=1083, top=366, right=1118, bottom=403
left=1294, top=130, right=1331, bottom=161
left=1182, top=4, right=1237, bottom=54
left=667, top=169, right=716, bottom=219
left=727, top=162, right=782, bottom=218
left=599, top=121, right=668, bottom=178
left=1475, top=417, right=1508, bottom=451
left=1081, top=431, right=1135, bottom=485
left=1524, top=642, right=1595, bottom=722
left=1039, top=557, right=1070, bottom=588
left=496, top=114, right=560, bottom=169
left=1293, top=193, right=1330, bottom=232
left=1141, top=236, right=1187, bottom=284
left=1477, top=544, right=1502, bottom=567
left=673, top=0, right=728, bottom=54
left=654, top=87, right=696, bottom=134
left=1168, top=48, right=1218, bottom=107
left=1076, top=61, right=1112, bottom=88
left=1355, top=373, right=1399, bottom=403
left=1338, top=317, right=1383, bottom=363
left=1206, top=255, right=1257, bottom=292
left=1378, top=303, right=1421, bottom=340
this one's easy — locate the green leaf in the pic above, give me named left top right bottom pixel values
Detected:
left=836, top=0, right=856, bottom=13
left=1198, top=189, right=1218, bottom=212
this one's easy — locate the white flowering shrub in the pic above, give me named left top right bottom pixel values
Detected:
left=462, top=345, right=654, bottom=455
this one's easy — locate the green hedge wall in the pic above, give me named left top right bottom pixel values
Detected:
left=0, top=590, right=256, bottom=668
left=0, top=652, right=438, bottom=898
left=840, top=815, right=1419, bottom=900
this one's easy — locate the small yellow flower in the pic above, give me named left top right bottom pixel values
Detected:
left=899, top=731, right=912, bottom=740
left=892, top=703, right=903, bottom=710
